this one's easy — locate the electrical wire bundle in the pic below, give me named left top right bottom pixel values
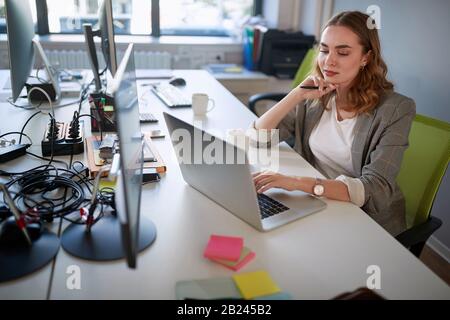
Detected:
left=0, top=162, right=115, bottom=227
left=0, top=67, right=112, bottom=228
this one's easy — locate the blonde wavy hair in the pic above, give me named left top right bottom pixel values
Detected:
left=314, top=11, right=394, bottom=114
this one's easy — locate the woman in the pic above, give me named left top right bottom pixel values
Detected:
left=252, top=11, right=415, bottom=236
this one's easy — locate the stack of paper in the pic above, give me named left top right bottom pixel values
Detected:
left=175, top=270, right=292, bottom=300
left=203, top=235, right=255, bottom=271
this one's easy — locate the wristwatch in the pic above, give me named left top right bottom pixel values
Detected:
left=313, top=178, right=325, bottom=196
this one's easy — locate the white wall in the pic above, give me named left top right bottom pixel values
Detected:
left=298, top=0, right=320, bottom=36
left=263, top=0, right=300, bottom=31
left=262, top=0, right=280, bottom=29
left=332, top=0, right=450, bottom=122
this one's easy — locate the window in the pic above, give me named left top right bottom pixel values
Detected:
left=160, top=0, right=254, bottom=37
left=1, top=0, right=261, bottom=36
left=46, top=0, right=151, bottom=34
left=0, top=0, right=37, bottom=33
left=0, top=0, right=5, bottom=33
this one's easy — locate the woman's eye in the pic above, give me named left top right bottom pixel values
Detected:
left=320, top=50, right=328, bottom=54
left=338, top=52, right=349, bottom=56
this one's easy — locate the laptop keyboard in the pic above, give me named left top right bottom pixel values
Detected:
left=257, top=194, right=289, bottom=220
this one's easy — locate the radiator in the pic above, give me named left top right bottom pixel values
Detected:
left=44, top=49, right=173, bottom=70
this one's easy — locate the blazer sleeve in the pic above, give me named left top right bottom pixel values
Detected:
left=360, top=97, right=416, bottom=214
left=277, top=102, right=308, bottom=144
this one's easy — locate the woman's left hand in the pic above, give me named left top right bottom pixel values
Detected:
left=252, top=171, right=300, bottom=194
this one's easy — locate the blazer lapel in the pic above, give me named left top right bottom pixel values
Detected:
left=352, top=111, right=376, bottom=175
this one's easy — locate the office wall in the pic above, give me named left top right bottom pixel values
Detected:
left=263, top=0, right=300, bottom=31
left=430, top=168, right=450, bottom=261
left=332, top=0, right=450, bottom=122
left=263, top=0, right=279, bottom=28
left=298, top=0, right=320, bottom=36
left=328, top=0, right=450, bottom=260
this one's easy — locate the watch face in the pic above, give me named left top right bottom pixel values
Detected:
left=314, top=184, right=324, bottom=196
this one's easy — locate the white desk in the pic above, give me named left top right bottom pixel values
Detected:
left=204, top=67, right=270, bottom=106
left=0, top=70, right=449, bottom=300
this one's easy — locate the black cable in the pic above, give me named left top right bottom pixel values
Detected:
left=78, top=114, right=103, bottom=141
left=43, top=113, right=56, bottom=171
left=71, top=162, right=95, bottom=188
left=1, top=164, right=58, bottom=179
left=77, top=77, right=96, bottom=114
left=99, top=66, right=108, bottom=77
left=25, top=151, right=69, bottom=169
left=1, top=99, right=113, bottom=226
left=6, top=165, right=92, bottom=208
left=72, top=161, right=86, bottom=173
left=19, top=110, right=42, bottom=144
left=0, top=132, right=33, bottom=145
left=12, top=172, right=85, bottom=218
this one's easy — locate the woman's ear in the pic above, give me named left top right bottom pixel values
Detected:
left=362, top=50, right=372, bottom=65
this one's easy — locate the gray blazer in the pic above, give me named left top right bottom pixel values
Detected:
left=277, top=91, right=416, bottom=236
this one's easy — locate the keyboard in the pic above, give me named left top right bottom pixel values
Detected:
left=151, top=83, right=191, bottom=108
left=139, top=112, right=158, bottom=123
left=257, top=194, right=289, bottom=220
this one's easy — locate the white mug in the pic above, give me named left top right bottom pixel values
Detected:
left=192, top=93, right=215, bottom=116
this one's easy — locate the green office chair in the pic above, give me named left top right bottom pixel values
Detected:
left=291, top=48, right=317, bottom=89
left=395, top=114, right=449, bottom=257
left=248, top=48, right=317, bottom=116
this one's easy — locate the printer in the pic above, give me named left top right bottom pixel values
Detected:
left=258, top=29, right=316, bottom=78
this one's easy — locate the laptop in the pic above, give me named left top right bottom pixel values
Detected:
left=163, top=112, right=327, bottom=232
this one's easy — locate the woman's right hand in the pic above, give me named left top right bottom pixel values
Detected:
left=253, top=75, right=337, bottom=131
left=294, top=75, right=337, bottom=100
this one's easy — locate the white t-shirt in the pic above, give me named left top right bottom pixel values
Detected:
left=309, top=95, right=365, bottom=207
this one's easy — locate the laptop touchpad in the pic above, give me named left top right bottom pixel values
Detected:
left=265, top=189, right=323, bottom=211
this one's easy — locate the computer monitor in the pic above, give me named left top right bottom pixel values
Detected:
left=4, top=0, right=60, bottom=103
left=100, top=0, right=118, bottom=76
left=110, top=43, right=157, bottom=268
left=84, top=0, right=117, bottom=92
left=60, top=43, right=156, bottom=269
left=4, top=0, right=34, bottom=102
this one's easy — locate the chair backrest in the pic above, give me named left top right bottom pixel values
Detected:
left=397, top=114, right=450, bottom=228
left=291, top=48, right=317, bottom=89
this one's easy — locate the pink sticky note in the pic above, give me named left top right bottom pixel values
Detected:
left=203, top=235, right=244, bottom=261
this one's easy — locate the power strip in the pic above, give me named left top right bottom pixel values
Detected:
left=41, top=121, right=84, bottom=157
left=0, top=144, right=31, bottom=163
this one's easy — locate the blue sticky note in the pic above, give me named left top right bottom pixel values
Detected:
left=253, top=292, right=293, bottom=300
left=176, top=277, right=243, bottom=300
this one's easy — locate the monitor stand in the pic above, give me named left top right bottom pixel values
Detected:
left=61, top=214, right=156, bottom=262
left=61, top=150, right=157, bottom=266
left=25, top=39, right=62, bottom=103
left=0, top=185, right=60, bottom=283
left=0, top=224, right=60, bottom=283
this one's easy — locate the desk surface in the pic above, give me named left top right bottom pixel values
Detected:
left=0, top=69, right=449, bottom=300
